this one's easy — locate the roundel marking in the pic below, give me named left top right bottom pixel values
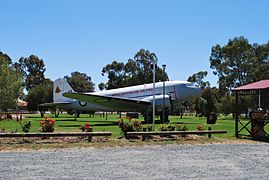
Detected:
left=79, top=101, right=87, bottom=107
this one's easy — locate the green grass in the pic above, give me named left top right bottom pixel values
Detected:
left=0, top=113, right=268, bottom=138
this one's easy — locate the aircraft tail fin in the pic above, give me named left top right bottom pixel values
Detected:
left=53, top=78, right=75, bottom=102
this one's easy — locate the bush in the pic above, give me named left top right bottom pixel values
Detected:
left=40, top=117, right=55, bottom=132
left=20, top=121, right=32, bottom=133
left=196, top=125, right=204, bottom=131
left=175, top=124, right=188, bottom=131
left=160, top=124, right=175, bottom=131
left=146, top=124, right=153, bottom=131
left=118, top=116, right=142, bottom=135
left=79, top=123, right=92, bottom=132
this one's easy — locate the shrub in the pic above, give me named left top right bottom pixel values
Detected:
left=118, top=116, right=142, bottom=135
left=160, top=124, right=167, bottom=131
left=40, top=116, right=55, bottom=132
left=166, top=124, right=175, bottom=131
left=20, top=121, right=32, bottom=133
left=160, top=124, right=175, bottom=131
left=80, top=123, right=92, bottom=132
left=176, top=124, right=188, bottom=131
left=146, top=124, right=153, bottom=131
left=196, top=125, right=204, bottom=131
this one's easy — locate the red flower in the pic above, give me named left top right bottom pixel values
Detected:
left=40, top=117, right=55, bottom=132
left=85, top=123, right=90, bottom=129
left=45, top=116, right=51, bottom=121
left=126, top=116, right=132, bottom=121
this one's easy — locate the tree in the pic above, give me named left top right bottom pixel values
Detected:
left=210, top=36, right=269, bottom=95
left=98, top=82, right=107, bottom=91
left=101, top=61, right=125, bottom=89
left=0, top=52, right=23, bottom=111
left=101, top=49, right=169, bottom=89
left=209, top=37, right=269, bottom=116
left=187, top=71, right=210, bottom=89
left=131, top=49, right=168, bottom=85
left=64, top=71, right=95, bottom=92
left=15, top=55, right=46, bottom=91
left=0, top=51, right=12, bottom=64
left=251, top=42, right=269, bottom=82
left=201, top=87, right=219, bottom=116
left=215, top=95, right=235, bottom=116
left=26, top=81, right=53, bottom=117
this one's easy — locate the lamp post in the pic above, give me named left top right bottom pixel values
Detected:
left=152, top=59, right=156, bottom=127
left=162, top=64, right=166, bottom=123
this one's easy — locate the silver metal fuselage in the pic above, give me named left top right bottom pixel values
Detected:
left=64, top=81, right=201, bottom=113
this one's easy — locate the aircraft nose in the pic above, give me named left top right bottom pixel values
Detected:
left=186, top=86, right=202, bottom=98
left=175, top=83, right=202, bottom=100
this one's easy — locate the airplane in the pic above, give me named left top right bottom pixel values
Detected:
left=40, top=78, right=201, bottom=122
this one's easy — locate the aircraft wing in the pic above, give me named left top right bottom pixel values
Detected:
left=62, top=92, right=151, bottom=111
left=39, top=102, right=72, bottom=107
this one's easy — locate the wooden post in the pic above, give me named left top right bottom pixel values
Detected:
left=235, top=92, right=239, bottom=138
left=16, top=112, right=19, bottom=122
left=208, top=127, right=212, bottom=138
left=87, top=127, right=93, bottom=142
left=106, top=112, right=108, bottom=120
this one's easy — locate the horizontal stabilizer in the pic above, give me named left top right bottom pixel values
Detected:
left=39, top=102, right=72, bottom=107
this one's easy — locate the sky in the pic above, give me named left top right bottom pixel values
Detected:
left=1, top=0, right=269, bottom=90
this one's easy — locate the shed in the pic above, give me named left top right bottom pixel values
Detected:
left=232, top=80, right=269, bottom=138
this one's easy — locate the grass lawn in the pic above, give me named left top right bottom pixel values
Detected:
left=0, top=113, right=250, bottom=138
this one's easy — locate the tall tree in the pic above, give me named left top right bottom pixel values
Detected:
left=201, top=87, right=219, bottom=116
left=27, top=81, right=53, bottom=117
left=0, top=51, right=12, bottom=64
left=251, top=42, right=269, bottom=81
left=101, top=49, right=169, bottom=89
left=64, top=71, right=95, bottom=92
left=0, top=52, right=23, bottom=111
left=15, top=55, right=46, bottom=91
left=187, top=71, right=210, bottom=89
left=101, top=61, right=125, bottom=89
left=98, top=82, right=107, bottom=91
left=210, top=36, right=269, bottom=95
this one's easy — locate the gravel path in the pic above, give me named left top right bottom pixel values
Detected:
left=0, top=143, right=269, bottom=179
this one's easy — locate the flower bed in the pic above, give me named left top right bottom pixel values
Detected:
left=118, top=116, right=142, bottom=136
left=40, top=117, right=55, bottom=132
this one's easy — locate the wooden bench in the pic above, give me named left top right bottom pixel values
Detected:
left=126, top=130, right=227, bottom=141
left=0, top=132, right=112, bottom=142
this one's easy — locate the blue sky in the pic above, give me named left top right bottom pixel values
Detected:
left=1, top=0, right=269, bottom=90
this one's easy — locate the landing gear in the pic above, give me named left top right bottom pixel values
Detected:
left=160, top=110, right=169, bottom=123
left=144, top=112, right=153, bottom=124
left=144, top=111, right=169, bottom=124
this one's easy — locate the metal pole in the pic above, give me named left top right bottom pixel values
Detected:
left=258, top=90, right=261, bottom=110
left=162, top=64, right=166, bottom=123
left=152, top=60, right=156, bottom=128
left=162, top=80, right=165, bottom=123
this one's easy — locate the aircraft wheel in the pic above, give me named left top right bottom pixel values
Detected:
left=144, top=113, right=153, bottom=124
left=160, top=111, right=169, bottom=123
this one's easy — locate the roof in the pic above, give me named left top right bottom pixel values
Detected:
left=17, top=99, right=28, bottom=107
left=233, top=80, right=269, bottom=91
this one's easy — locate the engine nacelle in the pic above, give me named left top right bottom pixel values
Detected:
left=142, top=95, right=171, bottom=110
